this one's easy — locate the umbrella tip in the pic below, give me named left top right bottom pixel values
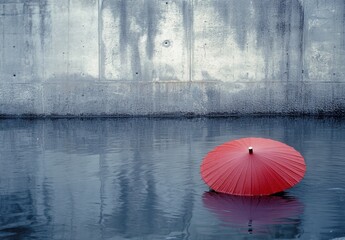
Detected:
left=248, top=147, right=253, bottom=154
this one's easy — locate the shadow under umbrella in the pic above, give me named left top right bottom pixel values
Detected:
left=202, top=191, right=304, bottom=235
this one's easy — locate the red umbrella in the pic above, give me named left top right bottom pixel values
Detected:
left=200, top=137, right=306, bottom=196
left=203, top=191, right=303, bottom=234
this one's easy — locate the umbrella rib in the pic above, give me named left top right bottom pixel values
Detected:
left=267, top=160, right=305, bottom=181
left=207, top=163, right=234, bottom=190
left=213, top=161, right=241, bottom=192
left=258, top=154, right=304, bottom=183
left=230, top=160, right=250, bottom=195
left=229, top=156, right=251, bottom=195
left=267, top=163, right=302, bottom=185
left=272, top=152, right=304, bottom=161
left=255, top=161, right=275, bottom=195
left=202, top=159, right=243, bottom=188
left=270, top=151, right=305, bottom=163
left=201, top=153, right=238, bottom=168
left=262, top=154, right=305, bottom=174
left=251, top=156, right=287, bottom=194
left=201, top=156, right=240, bottom=179
left=258, top=156, right=296, bottom=191
left=250, top=154, right=253, bottom=196
left=264, top=160, right=305, bottom=176
left=260, top=163, right=285, bottom=194
left=214, top=158, right=249, bottom=193
left=207, top=158, right=246, bottom=194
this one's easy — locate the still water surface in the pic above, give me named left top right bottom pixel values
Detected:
left=0, top=117, right=345, bottom=240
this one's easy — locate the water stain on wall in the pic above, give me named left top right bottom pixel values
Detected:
left=211, top=0, right=304, bottom=82
left=113, top=0, right=162, bottom=80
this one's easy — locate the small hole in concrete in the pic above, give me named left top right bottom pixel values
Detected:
left=13, top=46, right=15, bottom=48
left=163, top=40, right=171, bottom=47
left=136, top=72, right=139, bottom=75
left=13, top=74, right=16, bottom=77
left=166, top=1, right=168, bottom=4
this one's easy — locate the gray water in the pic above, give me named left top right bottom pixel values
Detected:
left=0, top=117, right=345, bottom=240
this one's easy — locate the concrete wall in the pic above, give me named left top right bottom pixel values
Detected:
left=0, top=0, right=344, bottom=116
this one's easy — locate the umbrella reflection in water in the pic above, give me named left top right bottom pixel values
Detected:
left=202, top=191, right=304, bottom=235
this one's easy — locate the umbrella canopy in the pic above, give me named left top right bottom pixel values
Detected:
left=203, top=191, right=303, bottom=234
left=200, top=137, right=306, bottom=196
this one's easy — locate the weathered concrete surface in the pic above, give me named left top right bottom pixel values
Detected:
left=0, top=0, right=345, bottom=116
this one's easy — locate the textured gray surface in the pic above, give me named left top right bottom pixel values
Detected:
left=0, top=0, right=344, bottom=115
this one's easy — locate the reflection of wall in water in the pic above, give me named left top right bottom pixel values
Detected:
left=0, top=121, right=46, bottom=238
left=0, top=192, right=35, bottom=237
left=0, top=119, right=201, bottom=238
left=1, top=118, right=345, bottom=238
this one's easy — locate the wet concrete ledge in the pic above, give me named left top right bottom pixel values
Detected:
left=0, top=81, right=344, bottom=117
left=1, top=113, right=345, bottom=119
